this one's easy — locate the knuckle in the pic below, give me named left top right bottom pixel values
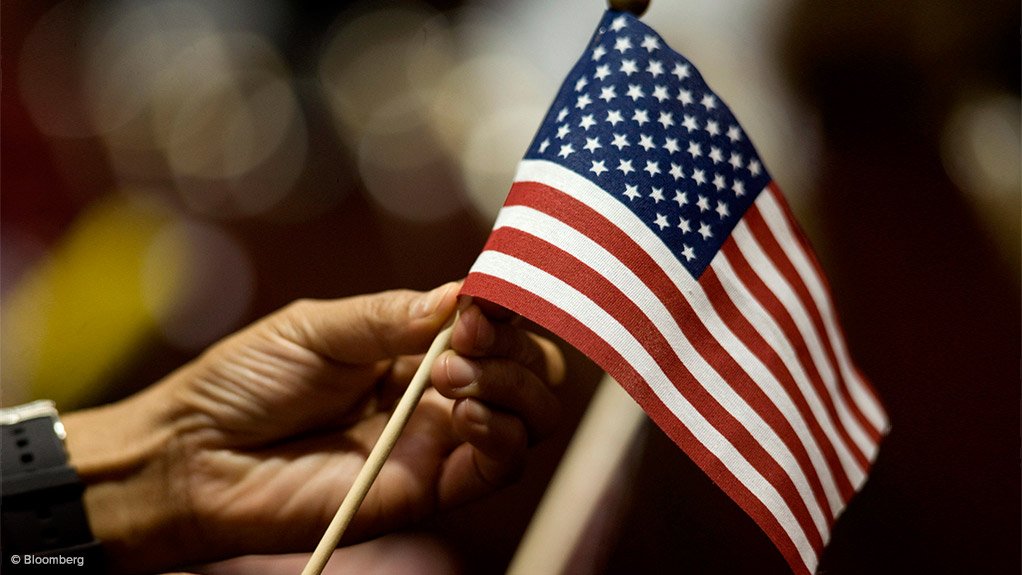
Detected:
left=271, top=298, right=321, bottom=341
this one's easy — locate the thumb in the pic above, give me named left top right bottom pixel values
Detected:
left=272, top=282, right=461, bottom=365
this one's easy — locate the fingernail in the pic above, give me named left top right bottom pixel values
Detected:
left=414, top=282, right=455, bottom=318
left=445, top=355, right=481, bottom=393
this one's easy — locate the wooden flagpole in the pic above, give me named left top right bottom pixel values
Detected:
left=300, top=312, right=458, bottom=575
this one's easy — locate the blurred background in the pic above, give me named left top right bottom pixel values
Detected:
left=2, top=0, right=1018, bottom=573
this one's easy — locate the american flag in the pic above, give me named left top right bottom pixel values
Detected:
left=461, top=10, right=888, bottom=574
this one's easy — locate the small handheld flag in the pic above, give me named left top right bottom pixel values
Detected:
left=461, top=10, right=889, bottom=574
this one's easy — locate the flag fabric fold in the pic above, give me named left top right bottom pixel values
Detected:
left=461, top=10, right=888, bottom=574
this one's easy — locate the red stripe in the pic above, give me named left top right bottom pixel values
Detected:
left=503, top=181, right=837, bottom=522
left=461, top=272, right=813, bottom=575
left=743, top=204, right=882, bottom=444
left=720, top=238, right=871, bottom=470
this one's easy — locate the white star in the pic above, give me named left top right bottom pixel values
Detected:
left=726, top=125, right=742, bottom=142
left=673, top=190, right=689, bottom=207
left=729, top=152, right=743, bottom=170
left=606, top=110, right=624, bottom=126
left=614, top=36, right=632, bottom=53
left=617, top=159, right=635, bottom=175
left=599, top=85, right=617, bottom=102
left=712, top=173, right=726, bottom=190
left=575, top=77, right=588, bottom=92
left=682, top=114, right=699, bottom=132
left=716, top=200, right=730, bottom=218
left=650, top=187, right=665, bottom=202
left=638, top=134, right=655, bottom=151
left=698, top=221, right=713, bottom=240
left=696, top=195, right=710, bottom=212
left=591, top=45, right=607, bottom=61
left=687, top=141, right=702, bottom=158
left=681, top=244, right=696, bottom=261
left=620, top=59, right=638, bottom=76
left=557, top=107, right=569, bottom=122
left=610, top=15, right=628, bottom=32
left=538, top=139, right=550, bottom=153
left=700, top=93, right=717, bottom=110
left=654, top=213, right=669, bottom=230
left=669, top=162, right=684, bottom=180
left=583, top=137, right=602, bottom=152
left=646, top=60, right=664, bottom=78
left=664, top=138, right=681, bottom=154
left=632, top=109, right=649, bottom=126
left=692, top=169, right=707, bottom=185
left=709, top=146, right=723, bottom=164
left=672, top=62, right=691, bottom=80
left=641, top=35, right=661, bottom=52
left=576, top=93, right=593, bottom=109
left=558, top=143, right=575, bottom=158
left=623, top=184, right=641, bottom=200
left=590, top=160, right=608, bottom=176
left=678, top=89, right=694, bottom=106
left=652, top=85, right=670, bottom=102
left=626, top=84, right=645, bottom=101
left=556, top=124, right=571, bottom=139
left=732, top=179, right=745, bottom=196
left=658, top=111, right=675, bottom=129
left=579, top=114, right=596, bottom=130
left=594, top=64, right=611, bottom=81
left=748, top=159, right=762, bottom=176
left=678, top=217, right=692, bottom=233
left=611, top=133, right=630, bottom=150
left=705, top=120, right=720, bottom=136
left=644, top=160, right=661, bottom=176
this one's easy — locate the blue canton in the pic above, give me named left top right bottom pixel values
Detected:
left=524, top=11, right=772, bottom=278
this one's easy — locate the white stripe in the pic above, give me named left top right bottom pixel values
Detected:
left=516, top=159, right=865, bottom=498
left=494, top=205, right=833, bottom=534
left=469, top=250, right=818, bottom=573
left=755, top=190, right=889, bottom=437
left=730, top=220, right=876, bottom=463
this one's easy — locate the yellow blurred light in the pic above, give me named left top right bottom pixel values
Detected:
left=1, top=198, right=178, bottom=408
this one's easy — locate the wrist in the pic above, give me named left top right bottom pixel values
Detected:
left=63, top=384, right=196, bottom=574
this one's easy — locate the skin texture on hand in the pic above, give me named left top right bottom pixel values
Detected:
left=62, top=283, right=564, bottom=574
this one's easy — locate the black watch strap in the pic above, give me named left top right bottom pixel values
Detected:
left=1, top=401, right=105, bottom=571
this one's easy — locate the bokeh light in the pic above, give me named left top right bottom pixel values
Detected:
left=941, top=91, right=1021, bottom=274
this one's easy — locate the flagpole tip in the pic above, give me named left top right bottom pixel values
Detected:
left=608, top=0, right=650, bottom=17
